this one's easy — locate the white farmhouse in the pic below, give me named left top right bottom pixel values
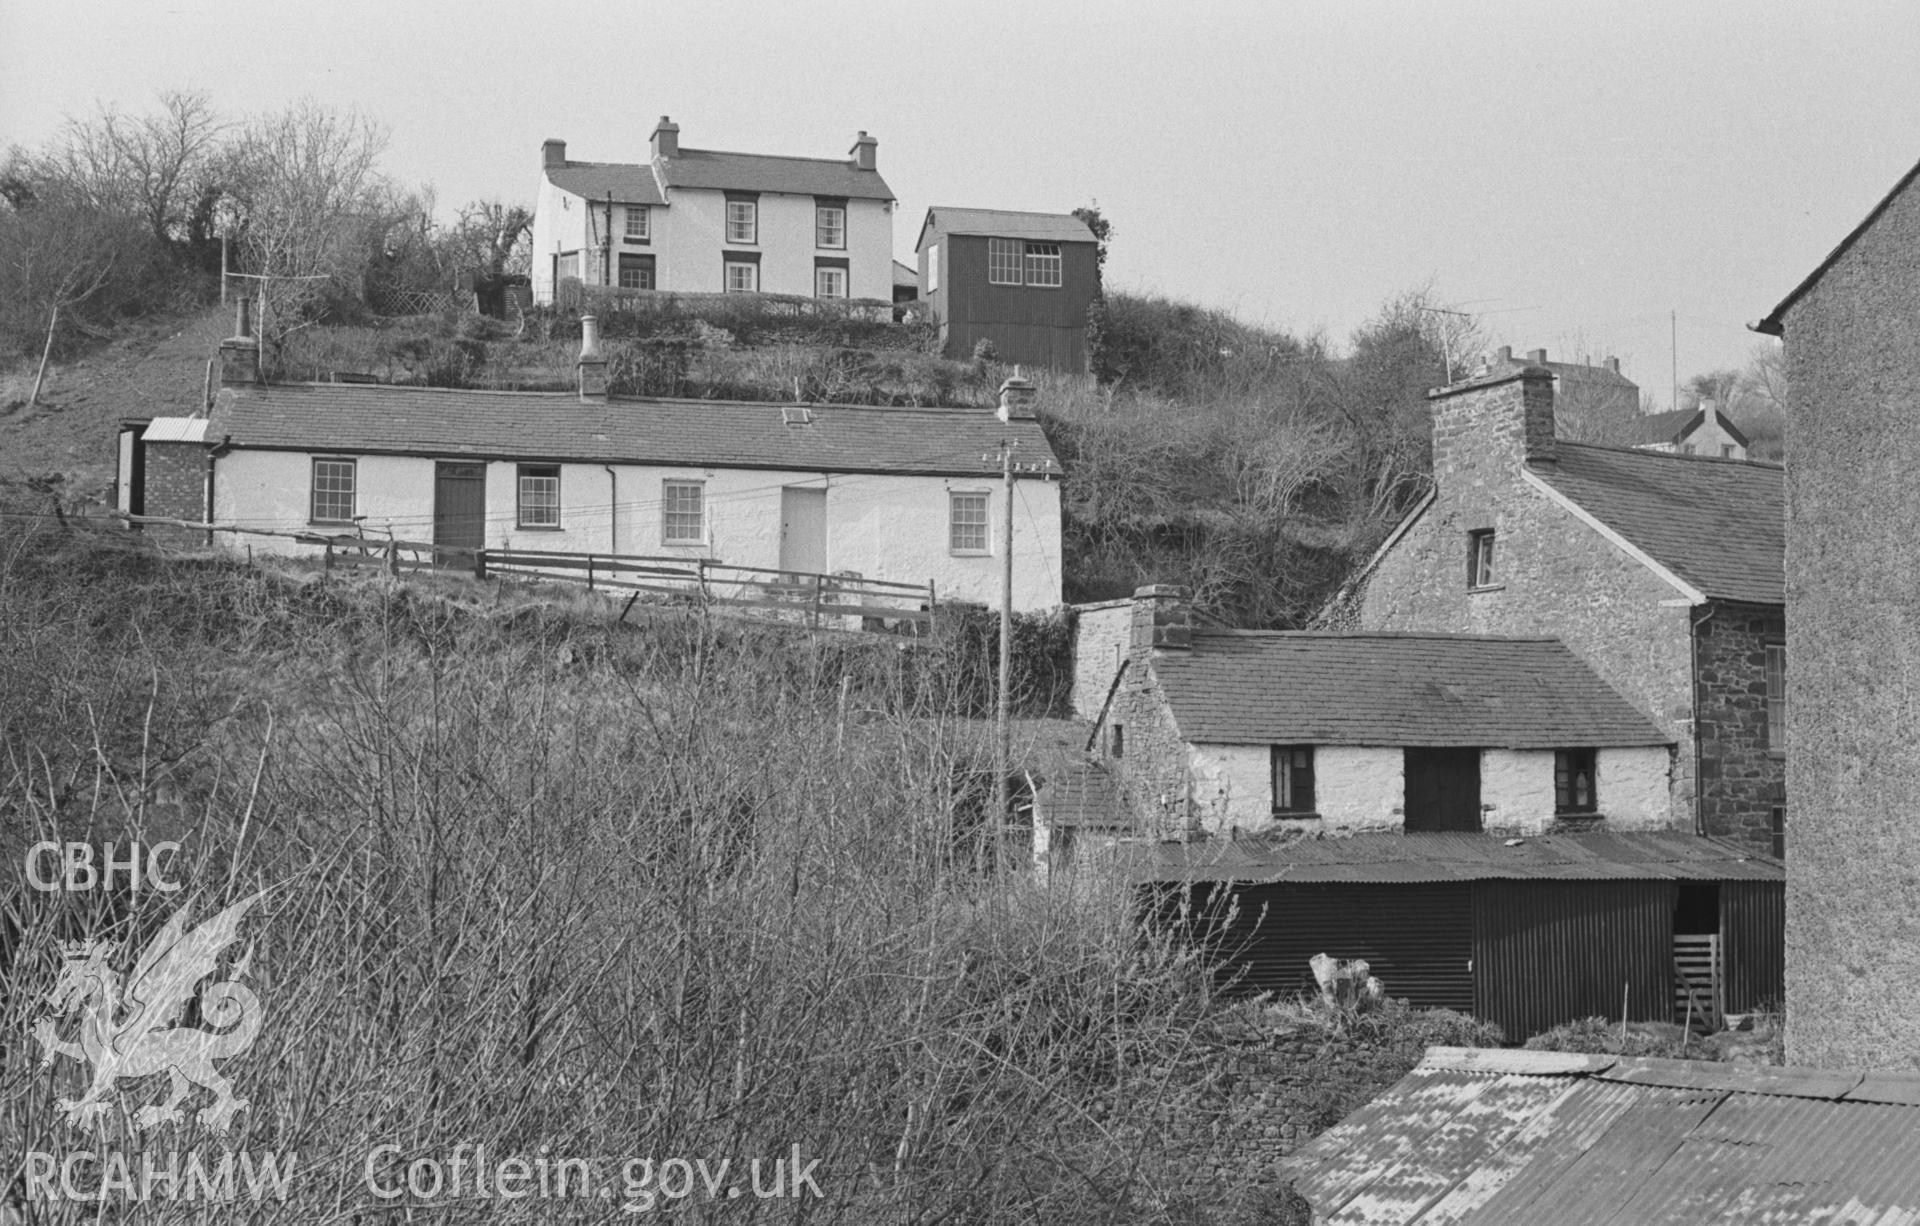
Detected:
left=531, top=117, right=895, bottom=305
left=118, top=314, right=1063, bottom=612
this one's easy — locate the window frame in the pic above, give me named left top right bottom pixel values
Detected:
left=617, top=253, right=656, bottom=290
left=516, top=464, right=562, bottom=530
left=1765, top=642, right=1786, bottom=756
left=1109, top=724, right=1124, bottom=759
left=949, top=490, right=991, bottom=555
left=623, top=205, right=650, bottom=241
left=1720, top=443, right=1736, bottom=458
left=661, top=479, right=706, bottom=546
left=815, top=201, right=847, bottom=250
left=1023, top=242, right=1063, bottom=288
left=987, top=238, right=1022, bottom=285
left=1468, top=529, right=1497, bottom=590
left=814, top=265, right=848, bottom=299
left=724, top=197, right=758, bottom=245
left=724, top=259, right=759, bottom=294
left=1271, top=745, right=1316, bottom=816
left=310, top=457, right=357, bottom=525
left=1554, top=748, right=1599, bottom=814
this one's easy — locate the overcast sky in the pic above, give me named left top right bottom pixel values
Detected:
left=6, top=0, right=1918, bottom=406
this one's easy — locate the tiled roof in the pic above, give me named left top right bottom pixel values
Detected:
left=1127, top=831, right=1781, bottom=885
left=1284, top=1047, right=1920, bottom=1224
left=1037, top=762, right=1132, bottom=829
left=545, top=163, right=666, bottom=205
left=1538, top=442, right=1784, bottom=604
left=1621, top=407, right=1698, bottom=445
left=209, top=383, right=1058, bottom=478
left=917, top=207, right=1095, bottom=250
left=1151, top=631, right=1670, bottom=748
left=658, top=148, right=893, bottom=200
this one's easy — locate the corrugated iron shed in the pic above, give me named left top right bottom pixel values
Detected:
left=1284, top=1047, right=1920, bottom=1225
left=1129, top=831, right=1782, bottom=885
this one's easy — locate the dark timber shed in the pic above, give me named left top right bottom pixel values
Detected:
left=914, top=207, right=1098, bottom=373
left=1136, top=831, right=1783, bottom=1041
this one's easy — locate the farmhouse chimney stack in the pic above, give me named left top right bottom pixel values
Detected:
left=218, top=296, right=261, bottom=386
left=1429, top=359, right=1557, bottom=469
left=849, top=130, right=878, bottom=172
left=651, top=117, right=679, bottom=160
left=577, top=314, right=608, bottom=401
left=1130, top=585, right=1192, bottom=657
left=1528, top=347, right=1548, bottom=366
left=542, top=138, right=566, bottom=170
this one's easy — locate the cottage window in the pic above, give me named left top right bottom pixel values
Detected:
left=1766, top=643, right=1786, bottom=754
left=1554, top=749, right=1598, bottom=814
left=1720, top=444, right=1736, bottom=458
left=624, top=206, right=650, bottom=240
left=815, top=266, right=848, bottom=299
left=1468, top=529, right=1497, bottom=589
left=1682, top=443, right=1697, bottom=455
left=1109, top=725, right=1124, bottom=759
left=517, top=465, right=561, bottom=529
left=949, top=491, right=990, bottom=554
left=724, top=260, right=758, bottom=294
left=1771, top=805, right=1786, bottom=860
left=1023, top=242, right=1063, bottom=287
left=725, top=199, right=758, bottom=245
left=1272, top=746, right=1315, bottom=815
left=310, top=458, right=356, bottom=524
left=987, top=238, right=1022, bottom=285
left=618, top=253, right=656, bottom=290
left=662, top=480, right=705, bottom=544
left=815, top=204, right=846, bottom=249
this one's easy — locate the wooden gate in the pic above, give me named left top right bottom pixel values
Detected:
left=1674, top=933, right=1722, bottom=1031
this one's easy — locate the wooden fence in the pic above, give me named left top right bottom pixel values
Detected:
left=117, top=514, right=935, bottom=633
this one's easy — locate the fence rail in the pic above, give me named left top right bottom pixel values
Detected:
left=114, top=514, right=935, bottom=633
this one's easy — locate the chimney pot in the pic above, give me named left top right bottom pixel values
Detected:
left=542, top=138, right=567, bottom=170
left=1604, top=356, right=1620, bottom=374
left=218, top=295, right=261, bottom=386
left=1496, top=345, right=1513, bottom=365
left=996, top=366, right=1037, bottom=421
left=651, top=116, right=680, bottom=160
left=577, top=314, right=608, bottom=401
left=1528, top=348, right=1548, bottom=366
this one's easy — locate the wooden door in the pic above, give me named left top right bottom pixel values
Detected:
left=779, top=487, right=828, bottom=575
left=434, top=462, right=486, bottom=568
left=1404, top=747, right=1482, bottom=832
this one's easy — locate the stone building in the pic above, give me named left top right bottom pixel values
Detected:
left=1081, top=587, right=1673, bottom=839
left=1754, top=151, right=1920, bottom=1069
left=1327, top=362, right=1786, bottom=853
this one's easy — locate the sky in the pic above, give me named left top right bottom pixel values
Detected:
left=5, top=0, right=1919, bottom=408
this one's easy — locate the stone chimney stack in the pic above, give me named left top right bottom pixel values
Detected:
left=849, top=130, right=878, bottom=172
left=219, top=296, right=261, bottom=387
left=1130, top=585, right=1192, bottom=659
left=996, top=366, right=1037, bottom=422
left=650, top=117, right=679, bottom=161
left=1429, top=362, right=1557, bottom=471
left=577, top=314, right=608, bottom=401
left=542, top=139, right=566, bottom=170
left=1528, top=347, right=1548, bottom=366
left=1604, top=356, right=1621, bottom=374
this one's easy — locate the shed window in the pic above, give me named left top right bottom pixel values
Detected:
left=1272, top=746, right=1315, bottom=815
left=311, top=458, right=356, bottom=524
left=1554, top=749, right=1598, bottom=813
left=1766, top=644, right=1786, bottom=754
left=517, top=465, right=561, bottom=529
left=949, top=491, right=989, bottom=554
left=1023, top=242, right=1062, bottom=287
left=662, top=480, right=705, bottom=544
left=1468, top=529, right=1496, bottom=589
left=987, top=238, right=1022, bottom=285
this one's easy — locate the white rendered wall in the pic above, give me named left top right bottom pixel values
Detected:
left=1481, top=747, right=1672, bottom=833
left=650, top=189, right=890, bottom=298
left=1185, top=744, right=1404, bottom=836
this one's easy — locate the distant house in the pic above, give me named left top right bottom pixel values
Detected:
left=1137, top=832, right=1783, bottom=1038
left=915, top=207, right=1098, bottom=372
left=530, top=118, right=894, bottom=305
left=1627, top=399, right=1750, bottom=460
left=1326, top=360, right=1786, bottom=854
left=1284, top=1046, right=1920, bottom=1223
left=116, top=308, right=1064, bottom=612
left=1485, top=344, right=1639, bottom=437
left=1079, top=587, right=1674, bottom=839
left=1755, top=150, right=1920, bottom=1069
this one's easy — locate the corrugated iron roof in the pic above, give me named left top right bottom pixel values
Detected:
left=207, top=383, right=1059, bottom=478
left=1127, top=831, right=1783, bottom=885
left=1036, top=762, right=1132, bottom=829
left=916, top=206, right=1096, bottom=249
left=141, top=416, right=210, bottom=443
left=1150, top=631, right=1671, bottom=749
left=1284, top=1047, right=1920, bottom=1225
left=1537, top=442, right=1784, bottom=606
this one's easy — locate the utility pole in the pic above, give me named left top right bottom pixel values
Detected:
left=1415, top=305, right=1475, bottom=382
left=1672, top=310, right=1679, bottom=411
left=988, top=367, right=1037, bottom=872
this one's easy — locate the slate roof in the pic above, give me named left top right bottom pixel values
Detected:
left=1622, top=407, right=1752, bottom=449
left=916, top=207, right=1095, bottom=250
left=208, top=383, right=1058, bottom=478
left=545, top=162, right=666, bottom=205
left=1037, top=762, right=1132, bottom=829
left=1284, top=1046, right=1920, bottom=1224
left=1127, top=831, right=1781, bottom=885
left=1150, top=631, right=1670, bottom=749
left=1536, top=442, right=1784, bottom=604
left=892, top=260, right=919, bottom=290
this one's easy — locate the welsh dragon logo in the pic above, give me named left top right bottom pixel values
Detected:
left=32, top=891, right=267, bottom=1134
